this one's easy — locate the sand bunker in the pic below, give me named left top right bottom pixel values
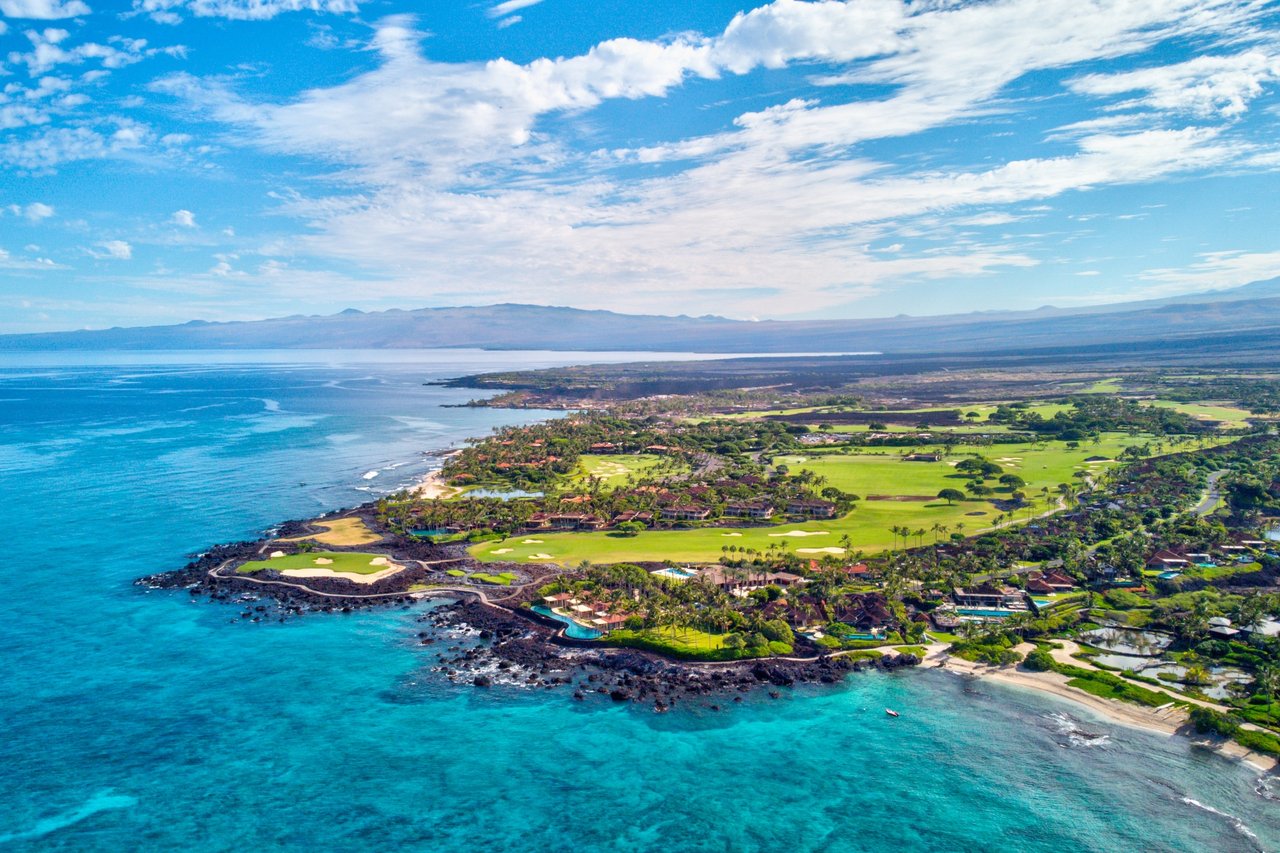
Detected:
left=769, top=530, right=829, bottom=538
left=313, top=557, right=333, bottom=565
left=490, top=548, right=513, bottom=555
left=269, top=550, right=285, bottom=559
left=369, top=556, right=389, bottom=566
left=522, top=539, right=544, bottom=544
left=721, top=532, right=743, bottom=537
left=527, top=553, right=553, bottom=560
left=796, top=547, right=846, bottom=555
left=282, top=566, right=404, bottom=584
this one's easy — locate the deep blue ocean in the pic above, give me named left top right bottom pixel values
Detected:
left=1, top=350, right=1276, bottom=852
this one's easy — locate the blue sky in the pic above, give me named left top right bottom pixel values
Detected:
left=2, top=0, right=1280, bottom=332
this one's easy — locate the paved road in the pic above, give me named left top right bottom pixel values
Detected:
left=1193, top=470, right=1226, bottom=516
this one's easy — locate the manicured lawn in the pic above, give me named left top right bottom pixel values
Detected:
left=568, top=454, right=685, bottom=489
left=1145, top=400, right=1254, bottom=429
left=607, top=626, right=768, bottom=660
left=238, top=551, right=394, bottom=574
left=468, top=434, right=1227, bottom=567
left=281, top=516, right=381, bottom=546
left=471, top=571, right=518, bottom=585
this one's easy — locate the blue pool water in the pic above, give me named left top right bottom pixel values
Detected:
left=651, top=566, right=698, bottom=580
left=956, top=608, right=1018, bottom=618
left=1159, top=571, right=1184, bottom=580
left=1, top=350, right=1277, bottom=852
left=531, top=605, right=605, bottom=639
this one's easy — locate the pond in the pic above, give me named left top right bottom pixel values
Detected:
left=1079, top=628, right=1173, bottom=656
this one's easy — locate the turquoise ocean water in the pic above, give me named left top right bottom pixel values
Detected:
left=0, top=350, right=1276, bottom=852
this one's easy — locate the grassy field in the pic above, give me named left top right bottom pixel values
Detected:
left=471, top=435, right=1216, bottom=567
left=281, top=517, right=381, bottom=546
left=776, top=434, right=1147, bottom=498
left=568, top=453, right=684, bottom=489
left=238, top=551, right=393, bottom=574
left=1144, top=400, right=1255, bottom=429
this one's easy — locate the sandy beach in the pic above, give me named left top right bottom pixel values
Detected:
left=926, top=644, right=1279, bottom=774
left=414, top=467, right=458, bottom=500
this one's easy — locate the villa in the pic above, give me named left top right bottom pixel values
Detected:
left=664, top=505, right=712, bottom=521
left=724, top=502, right=775, bottom=519
left=786, top=499, right=838, bottom=518
left=1146, top=549, right=1190, bottom=570
left=953, top=584, right=1025, bottom=609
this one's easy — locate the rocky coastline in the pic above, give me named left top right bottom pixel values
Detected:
left=138, top=522, right=919, bottom=708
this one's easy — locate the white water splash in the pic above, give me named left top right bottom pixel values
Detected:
left=1180, top=796, right=1263, bottom=850
left=0, top=790, right=137, bottom=844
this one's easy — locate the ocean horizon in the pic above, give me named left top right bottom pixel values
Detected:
left=2, top=350, right=1276, bottom=852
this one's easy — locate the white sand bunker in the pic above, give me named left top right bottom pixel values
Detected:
left=797, top=547, right=846, bottom=555
left=526, top=553, right=553, bottom=560
left=368, top=556, right=389, bottom=566
left=769, top=530, right=830, bottom=538
left=282, top=563, right=405, bottom=584
left=995, top=457, right=1023, bottom=462
left=522, top=539, right=544, bottom=544
left=313, top=557, right=333, bottom=565
left=721, top=532, right=743, bottom=537
left=490, top=548, right=513, bottom=555
left=268, top=550, right=285, bottom=559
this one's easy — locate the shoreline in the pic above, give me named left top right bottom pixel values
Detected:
left=413, top=453, right=461, bottom=499
left=927, top=647, right=1279, bottom=775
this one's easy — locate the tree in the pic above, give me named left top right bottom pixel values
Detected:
left=938, top=488, right=965, bottom=505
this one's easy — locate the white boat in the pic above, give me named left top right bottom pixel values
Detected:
left=885, top=708, right=899, bottom=718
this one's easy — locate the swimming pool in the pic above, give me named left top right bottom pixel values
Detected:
left=1157, top=571, right=1182, bottom=580
left=651, top=567, right=698, bottom=581
left=531, top=605, right=603, bottom=640
left=956, top=608, right=1018, bottom=618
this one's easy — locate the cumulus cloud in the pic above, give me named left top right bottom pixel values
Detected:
left=4, top=201, right=55, bottom=220
left=92, top=239, right=133, bottom=259
left=0, top=0, right=90, bottom=19
left=140, top=1, right=1280, bottom=315
left=171, top=208, right=196, bottom=227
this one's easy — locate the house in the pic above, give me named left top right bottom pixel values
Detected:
left=764, top=571, right=804, bottom=587
left=1026, top=578, right=1055, bottom=595
left=664, top=505, right=712, bottom=521
left=525, top=512, right=552, bottom=530
left=591, top=613, right=629, bottom=633
left=611, top=510, right=654, bottom=526
left=644, top=444, right=674, bottom=454
left=724, top=502, right=775, bottom=520
left=831, top=593, right=892, bottom=633
left=1039, top=571, right=1076, bottom=590
left=543, top=592, right=574, bottom=607
left=953, top=584, right=1025, bottom=609
left=589, top=442, right=619, bottom=453
left=1146, top=549, right=1190, bottom=570
left=786, top=499, right=837, bottom=518
left=844, top=562, right=872, bottom=578
left=541, top=513, right=607, bottom=531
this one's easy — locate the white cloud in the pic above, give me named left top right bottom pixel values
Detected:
left=132, top=0, right=359, bottom=24
left=7, top=27, right=187, bottom=76
left=0, top=0, right=90, bottom=19
left=495, top=14, right=520, bottom=29
left=1070, top=48, right=1280, bottom=117
left=147, top=0, right=1280, bottom=316
left=171, top=208, right=196, bottom=227
left=4, top=201, right=56, bottom=220
left=1139, top=249, right=1280, bottom=291
left=487, top=0, right=541, bottom=19
left=92, top=239, right=133, bottom=259
left=0, top=246, right=63, bottom=269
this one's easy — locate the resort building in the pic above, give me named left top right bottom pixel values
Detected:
left=785, top=499, right=838, bottom=518
left=724, top=502, right=775, bottom=519
left=952, top=584, right=1026, bottom=610
left=663, top=505, right=712, bottom=521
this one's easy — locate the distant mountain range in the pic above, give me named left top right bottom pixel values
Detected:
left=5, top=277, right=1280, bottom=356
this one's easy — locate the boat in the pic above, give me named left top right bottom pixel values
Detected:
left=885, top=708, right=899, bottom=718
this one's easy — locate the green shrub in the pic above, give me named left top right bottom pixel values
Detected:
left=1024, top=649, right=1056, bottom=671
